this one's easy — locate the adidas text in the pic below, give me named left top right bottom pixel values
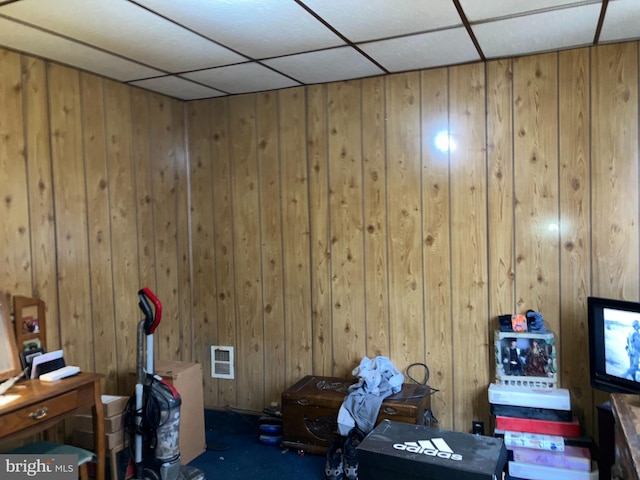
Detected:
left=393, top=439, right=463, bottom=461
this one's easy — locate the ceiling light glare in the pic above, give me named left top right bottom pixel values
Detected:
left=434, top=130, right=455, bottom=153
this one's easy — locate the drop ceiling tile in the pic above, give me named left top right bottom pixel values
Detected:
left=129, top=76, right=225, bottom=101
left=0, top=17, right=161, bottom=81
left=599, top=0, right=640, bottom=43
left=360, top=28, right=479, bottom=72
left=459, top=0, right=594, bottom=21
left=263, top=47, right=384, bottom=85
left=0, top=0, right=634, bottom=100
left=182, top=63, right=300, bottom=95
left=134, top=0, right=344, bottom=59
left=0, top=0, right=245, bottom=72
left=303, top=0, right=462, bottom=42
left=472, top=3, right=601, bottom=58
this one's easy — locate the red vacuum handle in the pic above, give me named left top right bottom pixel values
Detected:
left=138, top=287, right=162, bottom=335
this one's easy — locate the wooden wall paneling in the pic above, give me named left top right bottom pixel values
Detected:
left=327, top=80, right=367, bottom=377
left=513, top=53, right=561, bottom=340
left=558, top=48, right=593, bottom=432
left=591, top=43, right=639, bottom=301
left=129, top=88, right=157, bottom=393
left=81, top=73, right=115, bottom=386
left=21, top=55, right=59, bottom=349
left=104, top=80, right=140, bottom=382
left=4, top=38, right=640, bottom=440
left=131, top=89, right=156, bottom=294
left=187, top=100, right=218, bottom=404
left=210, top=97, right=237, bottom=407
left=590, top=43, right=639, bottom=413
left=384, top=72, right=425, bottom=373
left=278, top=87, right=313, bottom=386
left=171, top=99, right=192, bottom=362
left=47, top=63, right=93, bottom=368
left=361, top=76, right=390, bottom=359
left=0, top=50, right=31, bottom=297
left=448, top=62, right=489, bottom=432
left=256, top=91, right=286, bottom=404
left=420, top=67, right=453, bottom=429
left=486, top=59, right=515, bottom=424
left=148, top=93, right=181, bottom=360
left=486, top=59, right=515, bottom=327
left=307, top=84, right=333, bottom=376
left=228, top=94, right=264, bottom=410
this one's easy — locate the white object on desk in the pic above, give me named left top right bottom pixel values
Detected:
left=0, top=394, right=20, bottom=406
left=30, top=349, right=64, bottom=379
left=39, top=366, right=80, bottom=382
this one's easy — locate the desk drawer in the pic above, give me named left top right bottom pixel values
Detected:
left=0, top=391, right=78, bottom=436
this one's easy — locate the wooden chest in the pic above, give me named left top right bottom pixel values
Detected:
left=281, top=375, right=432, bottom=454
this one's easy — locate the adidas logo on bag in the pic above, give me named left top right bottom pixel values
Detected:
left=393, top=438, right=463, bottom=461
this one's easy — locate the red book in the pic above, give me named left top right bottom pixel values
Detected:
left=495, top=415, right=580, bottom=437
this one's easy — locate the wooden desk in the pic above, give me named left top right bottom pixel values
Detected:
left=611, top=393, right=640, bottom=480
left=0, top=373, right=105, bottom=480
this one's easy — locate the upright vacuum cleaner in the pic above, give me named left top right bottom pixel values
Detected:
left=125, top=287, right=205, bottom=480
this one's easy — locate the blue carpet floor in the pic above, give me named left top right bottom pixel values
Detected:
left=188, top=409, right=326, bottom=480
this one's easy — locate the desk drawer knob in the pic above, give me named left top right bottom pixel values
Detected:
left=29, top=407, right=49, bottom=420
left=297, top=398, right=309, bottom=406
left=383, top=406, right=398, bottom=415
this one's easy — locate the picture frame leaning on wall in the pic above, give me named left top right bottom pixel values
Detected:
left=13, top=296, right=47, bottom=369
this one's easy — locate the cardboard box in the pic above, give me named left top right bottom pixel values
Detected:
left=72, top=394, right=129, bottom=435
left=154, top=360, right=206, bottom=464
left=494, top=330, right=558, bottom=388
left=72, top=428, right=127, bottom=451
left=356, top=420, right=507, bottom=480
left=74, top=412, right=124, bottom=434
left=101, top=395, right=130, bottom=418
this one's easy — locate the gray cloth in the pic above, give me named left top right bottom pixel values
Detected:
left=337, top=356, right=404, bottom=434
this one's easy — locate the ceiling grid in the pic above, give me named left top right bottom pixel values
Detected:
left=0, top=0, right=637, bottom=100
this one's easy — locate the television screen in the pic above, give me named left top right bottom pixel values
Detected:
left=589, top=296, right=640, bottom=394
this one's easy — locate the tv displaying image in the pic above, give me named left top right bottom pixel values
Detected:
left=603, top=307, right=640, bottom=381
left=589, top=296, right=640, bottom=394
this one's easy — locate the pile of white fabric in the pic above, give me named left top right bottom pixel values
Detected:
left=337, top=356, right=404, bottom=435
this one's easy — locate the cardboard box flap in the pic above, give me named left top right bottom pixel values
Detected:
left=101, top=395, right=130, bottom=418
left=155, top=360, right=202, bottom=378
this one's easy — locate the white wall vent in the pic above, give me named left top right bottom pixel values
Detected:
left=211, top=345, right=234, bottom=379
